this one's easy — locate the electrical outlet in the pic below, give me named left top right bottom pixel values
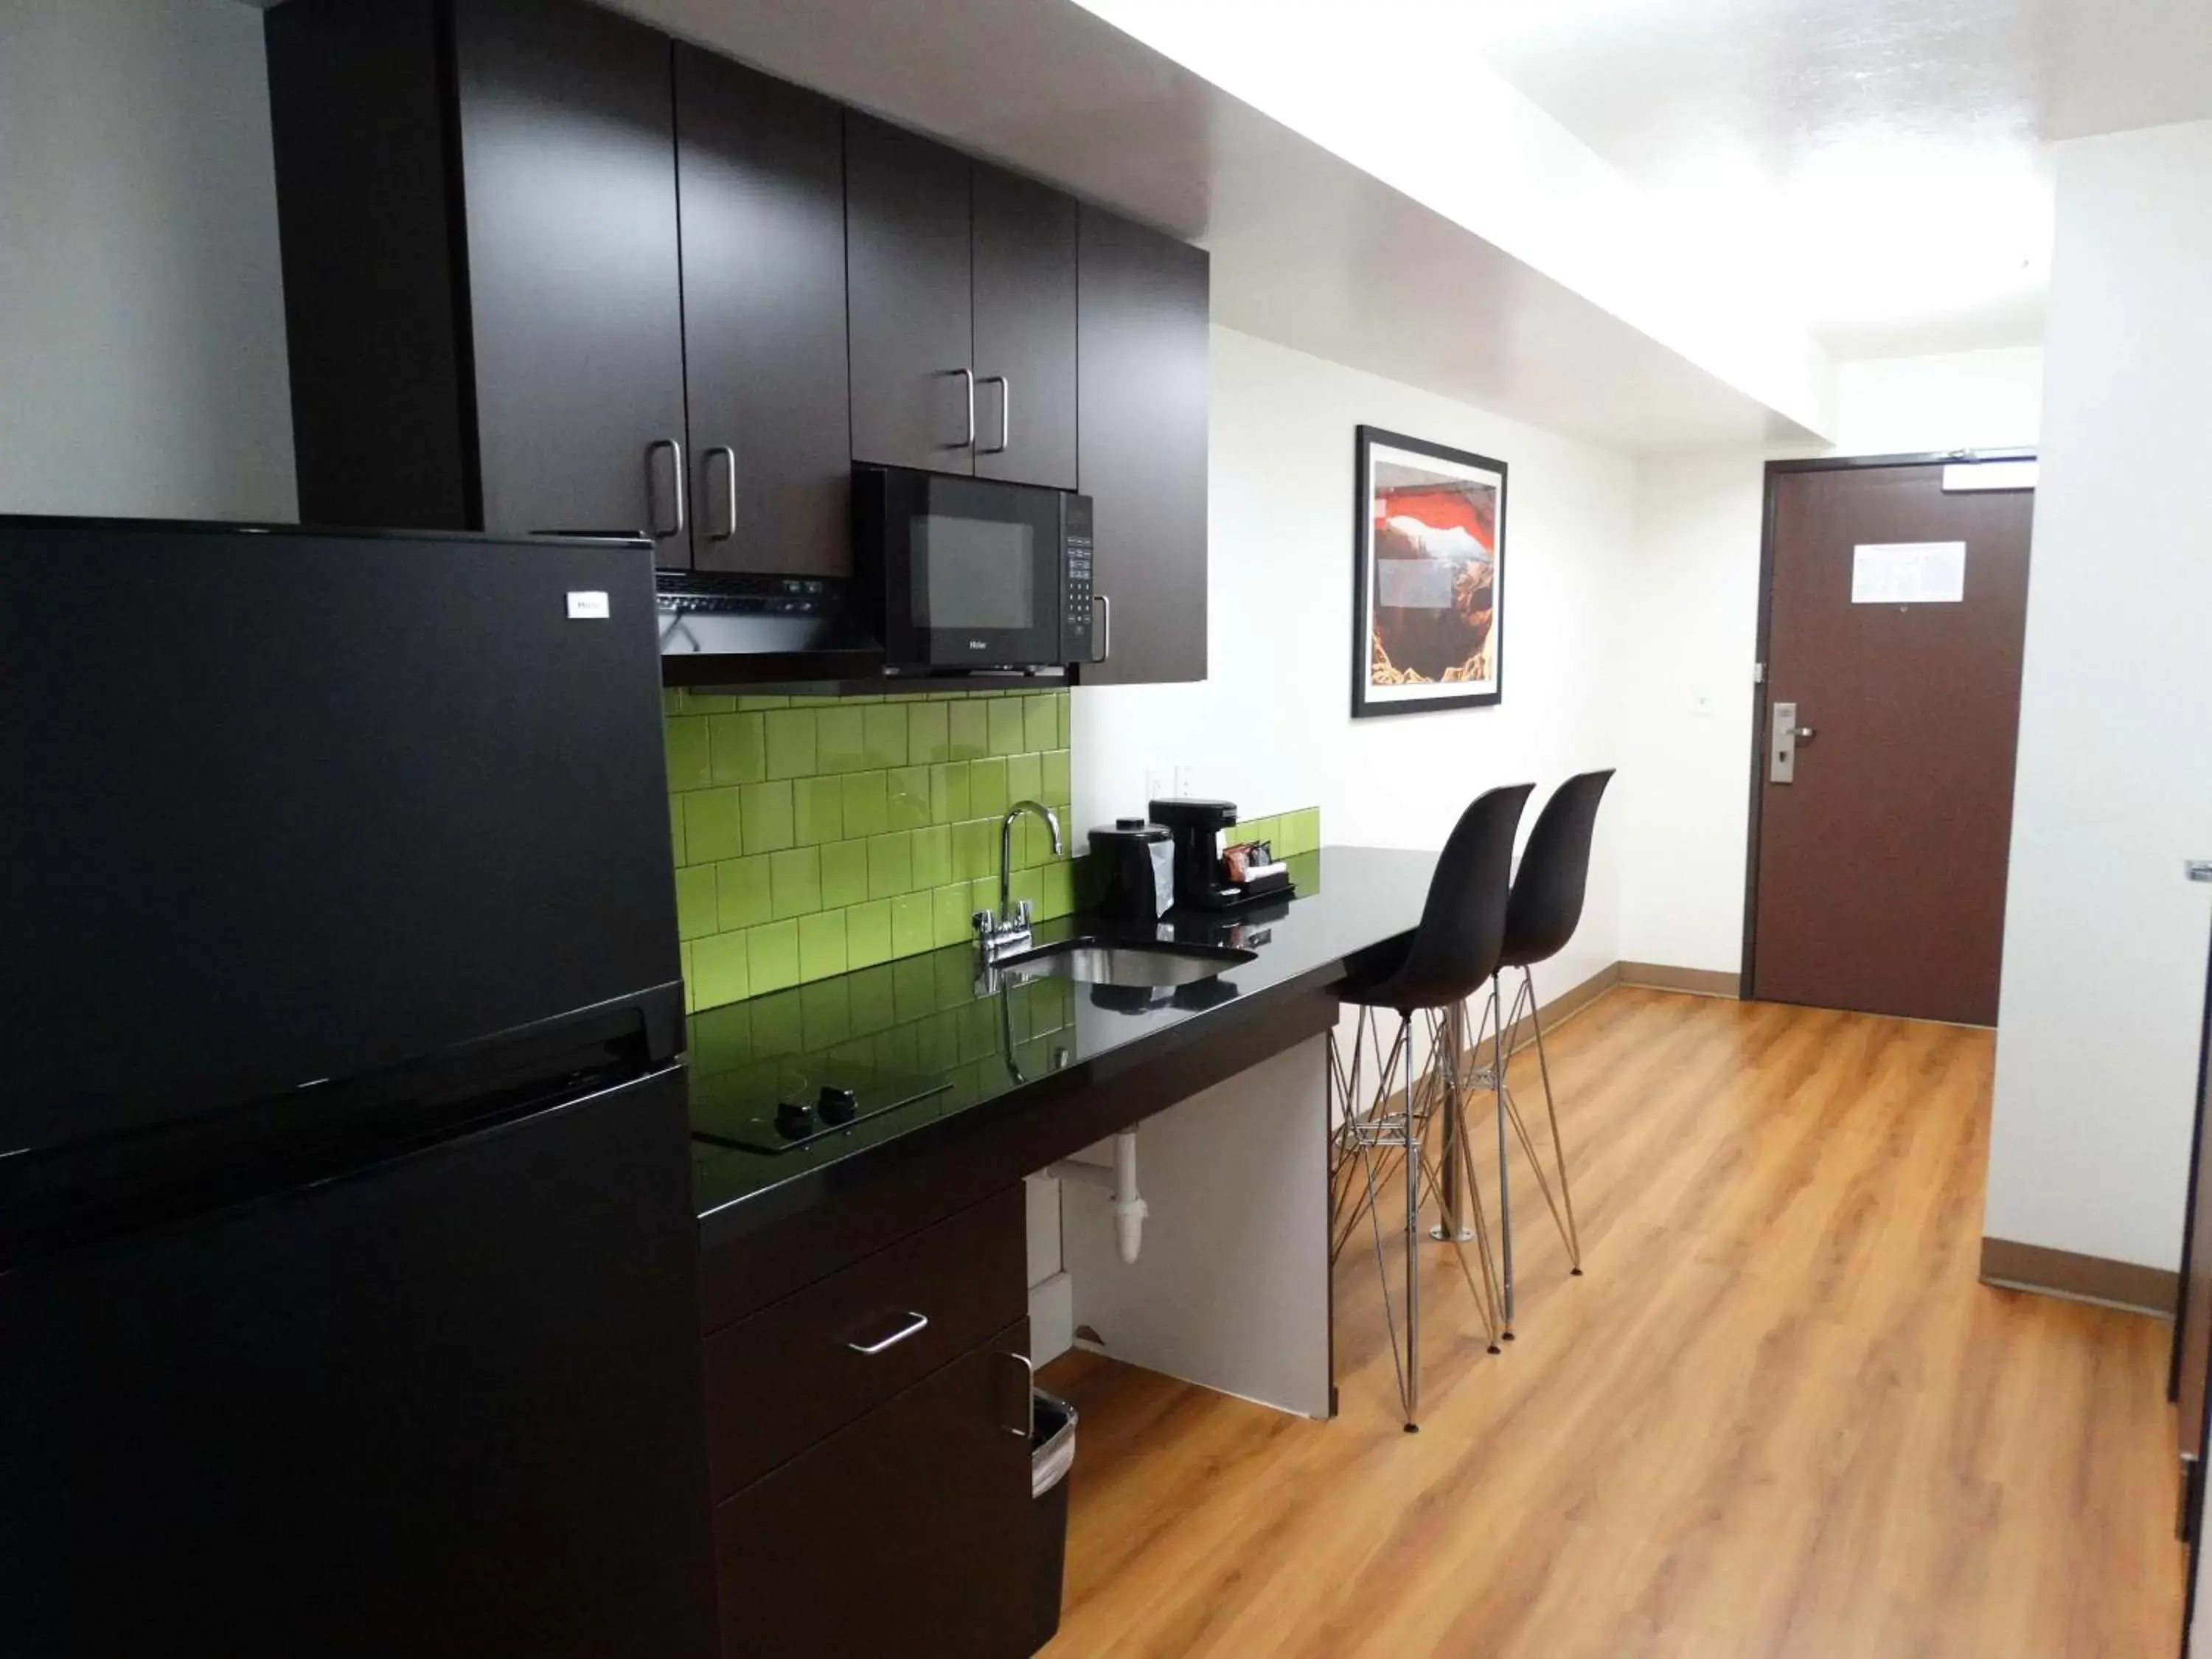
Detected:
left=1172, top=764, right=1194, bottom=797
left=1144, top=765, right=1175, bottom=804
left=1691, top=687, right=1715, bottom=720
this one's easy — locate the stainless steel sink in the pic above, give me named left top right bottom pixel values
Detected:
left=993, top=938, right=1256, bottom=988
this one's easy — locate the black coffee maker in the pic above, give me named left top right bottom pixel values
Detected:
left=1149, top=798, right=1295, bottom=912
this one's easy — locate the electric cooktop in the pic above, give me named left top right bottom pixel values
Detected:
left=689, top=1061, right=948, bottom=1155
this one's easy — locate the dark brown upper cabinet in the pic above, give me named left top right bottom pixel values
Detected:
left=846, top=114, right=1077, bottom=489
left=269, top=0, right=689, bottom=561
left=1077, top=204, right=1211, bottom=685
left=271, top=0, right=1209, bottom=684
left=454, top=0, right=688, bottom=556
left=672, top=48, right=852, bottom=577
left=971, top=167, right=1078, bottom=490
left=844, top=116, right=975, bottom=476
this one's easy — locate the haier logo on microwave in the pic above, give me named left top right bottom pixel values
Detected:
left=969, top=639, right=987, bottom=650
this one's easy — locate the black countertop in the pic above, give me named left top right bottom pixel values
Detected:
left=687, top=845, right=1439, bottom=1248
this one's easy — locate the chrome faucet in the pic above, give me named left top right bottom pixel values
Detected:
left=974, top=799, right=1064, bottom=964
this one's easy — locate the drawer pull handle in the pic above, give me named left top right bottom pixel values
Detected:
left=847, top=1311, right=931, bottom=1355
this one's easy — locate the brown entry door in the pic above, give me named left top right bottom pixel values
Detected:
left=1749, top=461, right=2034, bottom=1025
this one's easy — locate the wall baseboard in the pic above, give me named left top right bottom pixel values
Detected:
left=1481, top=960, right=1620, bottom=1064
left=1979, top=1236, right=2177, bottom=1318
left=1619, top=961, right=1742, bottom=998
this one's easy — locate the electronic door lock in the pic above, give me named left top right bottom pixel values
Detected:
left=1769, top=701, right=1802, bottom=784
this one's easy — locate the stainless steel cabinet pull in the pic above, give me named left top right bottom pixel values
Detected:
left=1091, top=593, right=1110, bottom=664
left=978, top=375, right=1010, bottom=455
left=948, top=367, right=976, bottom=451
left=846, top=1310, right=929, bottom=1355
left=1004, top=1349, right=1037, bottom=1439
left=706, top=446, right=737, bottom=541
left=646, top=438, right=686, bottom=539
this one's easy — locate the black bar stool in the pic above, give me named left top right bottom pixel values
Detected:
left=1329, top=783, right=1531, bottom=1430
left=1478, top=768, right=1614, bottom=1335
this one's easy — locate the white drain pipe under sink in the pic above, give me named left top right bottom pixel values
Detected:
left=1051, top=1130, right=1148, bottom=1264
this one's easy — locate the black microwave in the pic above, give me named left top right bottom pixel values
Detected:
left=853, top=465, right=1093, bottom=672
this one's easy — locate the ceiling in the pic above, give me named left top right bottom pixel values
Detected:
left=1469, top=0, right=2212, bottom=355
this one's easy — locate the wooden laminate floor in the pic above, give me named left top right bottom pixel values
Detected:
left=1038, top=989, right=2186, bottom=1658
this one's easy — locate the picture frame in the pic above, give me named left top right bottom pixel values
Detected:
left=1351, top=425, right=1507, bottom=718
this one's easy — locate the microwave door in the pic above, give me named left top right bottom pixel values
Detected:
left=909, top=477, right=1063, bottom=667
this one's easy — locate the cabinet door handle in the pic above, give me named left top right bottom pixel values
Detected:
left=646, top=438, right=686, bottom=539
left=978, top=375, right=1010, bottom=455
left=846, top=1310, right=930, bottom=1355
left=1001, top=1348, right=1037, bottom=1440
left=1091, top=593, right=1110, bottom=664
left=706, top=446, right=737, bottom=541
left=946, top=367, right=976, bottom=451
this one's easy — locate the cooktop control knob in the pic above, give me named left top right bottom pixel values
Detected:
left=774, top=1098, right=815, bottom=1139
left=816, top=1085, right=858, bottom=1126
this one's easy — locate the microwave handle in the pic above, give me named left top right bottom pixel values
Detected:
left=978, top=375, right=1009, bottom=456
left=1091, top=592, right=1110, bottom=664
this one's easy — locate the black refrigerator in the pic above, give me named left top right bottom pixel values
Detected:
left=0, top=518, right=717, bottom=1658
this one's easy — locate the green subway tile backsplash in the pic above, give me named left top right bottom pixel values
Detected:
left=669, top=687, right=1078, bottom=1012
left=664, top=688, right=1329, bottom=1014
left=1230, top=806, right=1322, bottom=858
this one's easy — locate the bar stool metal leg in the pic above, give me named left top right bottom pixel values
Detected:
left=1430, top=1004, right=1475, bottom=1243
left=1431, top=1023, right=1505, bottom=1354
left=1326, top=1004, right=1503, bottom=1430
left=1500, top=965, right=1583, bottom=1275
left=1528, top=969, right=1582, bottom=1272
left=1400, top=1019, right=1419, bottom=1430
left=1491, top=973, right=1514, bottom=1339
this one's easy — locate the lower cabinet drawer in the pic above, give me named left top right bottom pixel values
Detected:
left=714, top=1321, right=1035, bottom=1659
left=703, top=1185, right=1026, bottom=1498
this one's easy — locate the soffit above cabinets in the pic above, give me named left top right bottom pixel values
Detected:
left=611, top=0, right=1831, bottom=453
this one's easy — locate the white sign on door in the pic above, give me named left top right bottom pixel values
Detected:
left=1851, top=541, right=1965, bottom=604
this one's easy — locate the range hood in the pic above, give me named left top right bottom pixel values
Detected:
left=654, top=571, right=885, bottom=688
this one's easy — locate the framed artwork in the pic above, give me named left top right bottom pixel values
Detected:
left=1352, top=425, right=1506, bottom=717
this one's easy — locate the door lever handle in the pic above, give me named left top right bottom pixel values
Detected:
left=1792, top=726, right=1817, bottom=742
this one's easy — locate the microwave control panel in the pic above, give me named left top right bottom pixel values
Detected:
left=1063, top=494, right=1094, bottom=664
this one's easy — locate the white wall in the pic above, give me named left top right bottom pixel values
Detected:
left=1613, top=347, right=2048, bottom=973
left=0, top=0, right=295, bottom=520
left=1984, top=121, right=2212, bottom=1270
left=1076, top=324, right=1634, bottom=1009
left=1615, top=451, right=1769, bottom=969
left=1830, top=348, right=2045, bottom=459
left=1046, top=325, right=1637, bottom=1337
